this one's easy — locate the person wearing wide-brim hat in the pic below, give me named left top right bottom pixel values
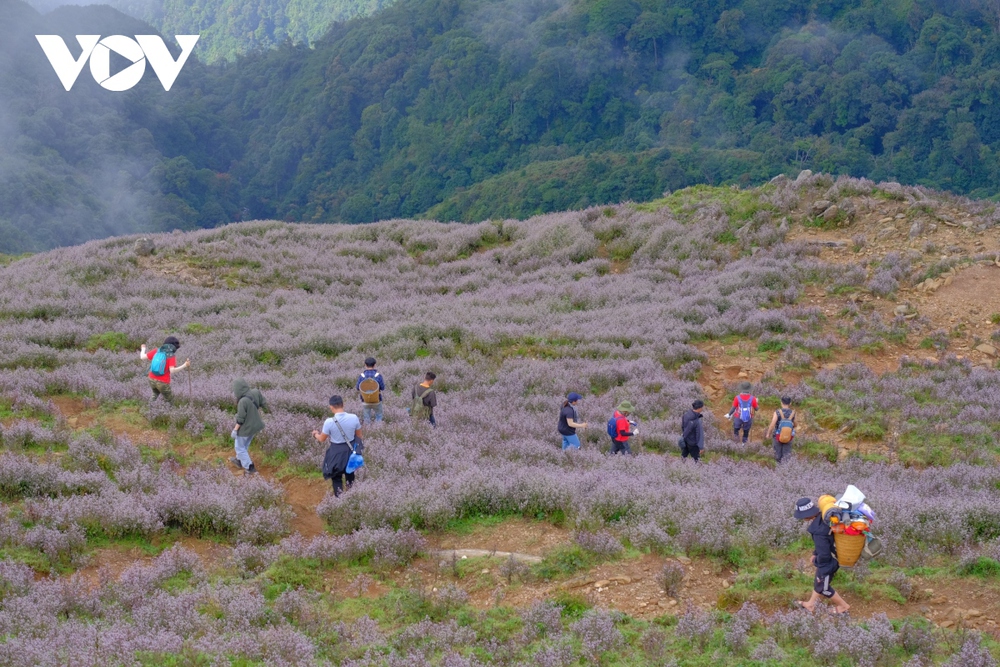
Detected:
left=793, top=497, right=850, bottom=614
left=558, top=392, right=588, bottom=450
left=609, top=400, right=637, bottom=455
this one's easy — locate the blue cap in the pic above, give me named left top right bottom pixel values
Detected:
left=567, top=392, right=583, bottom=402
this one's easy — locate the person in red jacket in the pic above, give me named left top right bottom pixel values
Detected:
left=140, top=336, right=190, bottom=403
left=726, top=381, right=758, bottom=444
left=610, top=401, right=637, bottom=455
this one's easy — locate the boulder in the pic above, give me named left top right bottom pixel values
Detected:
left=812, top=200, right=833, bottom=215
left=134, top=238, right=155, bottom=256
left=821, top=204, right=840, bottom=222
left=975, top=344, right=997, bottom=357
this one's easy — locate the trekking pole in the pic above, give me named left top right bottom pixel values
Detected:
left=188, top=367, right=193, bottom=405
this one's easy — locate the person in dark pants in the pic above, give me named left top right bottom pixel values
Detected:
left=313, top=395, right=363, bottom=497
left=765, top=396, right=796, bottom=463
left=610, top=401, right=636, bottom=455
left=726, top=381, right=757, bottom=444
left=794, top=497, right=850, bottom=614
left=678, top=400, right=705, bottom=462
left=411, top=372, right=437, bottom=427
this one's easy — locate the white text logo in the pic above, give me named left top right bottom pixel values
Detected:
left=35, top=35, right=199, bottom=91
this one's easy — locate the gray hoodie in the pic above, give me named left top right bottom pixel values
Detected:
left=233, top=378, right=267, bottom=438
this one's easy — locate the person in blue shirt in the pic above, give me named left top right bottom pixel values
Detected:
left=312, top=395, right=363, bottom=497
left=356, top=357, right=386, bottom=425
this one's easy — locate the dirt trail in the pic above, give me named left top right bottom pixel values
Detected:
left=30, top=398, right=1000, bottom=629
left=49, top=396, right=328, bottom=538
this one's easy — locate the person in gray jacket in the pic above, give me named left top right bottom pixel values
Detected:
left=678, top=400, right=705, bottom=462
left=230, top=378, right=267, bottom=476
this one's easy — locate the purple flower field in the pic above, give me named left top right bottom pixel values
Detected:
left=1, top=176, right=999, bottom=663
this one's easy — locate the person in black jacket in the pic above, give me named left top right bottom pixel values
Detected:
left=678, top=400, right=705, bottom=462
left=794, top=497, right=850, bottom=614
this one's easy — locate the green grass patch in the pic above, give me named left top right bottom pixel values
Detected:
left=533, top=544, right=603, bottom=580
left=84, top=331, right=137, bottom=352
left=182, top=322, right=214, bottom=335
left=549, top=590, right=592, bottom=618
left=263, top=556, right=324, bottom=598
left=796, top=439, right=838, bottom=464
left=958, top=556, right=1000, bottom=578
left=757, top=339, right=787, bottom=353
left=442, top=514, right=510, bottom=536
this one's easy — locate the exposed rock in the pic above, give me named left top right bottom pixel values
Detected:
left=909, top=220, right=924, bottom=239
left=796, top=169, right=813, bottom=182
left=812, top=200, right=833, bottom=215
left=134, top=238, right=155, bottom=256
left=594, top=580, right=611, bottom=589
left=821, top=204, right=840, bottom=222
left=877, top=227, right=896, bottom=239
left=975, top=344, right=997, bottom=357
left=770, top=174, right=788, bottom=185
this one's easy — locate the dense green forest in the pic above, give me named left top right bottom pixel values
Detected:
left=8, top=0, right=1000, bottom=251
left=26, top=0, right=392, bottom=63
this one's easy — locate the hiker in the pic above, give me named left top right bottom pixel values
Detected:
left=794, top=497, right=850, bottom=614
left=558, top=392, right=587, bottom=450
left=313, top=395, right=363, bottom=497
left=356, top=357, right=386, bottom=425
left=726, top=381, right=757, bottom=444
left=678, top=400, right=705, bottom=462
left=230, top=378, right=267, bottom=476
left=139, top=336, right=190, bottom=403
left=608, top=401, right=637, bottom=455
left=765, top=396, right=797, bottom=463
left=410, top=372, right=437, bottom=427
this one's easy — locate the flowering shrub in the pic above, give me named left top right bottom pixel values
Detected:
left=0, top=199, right=999, bottom=663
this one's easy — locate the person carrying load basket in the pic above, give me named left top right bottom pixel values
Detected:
left=793, top=497, right=851, bottom=614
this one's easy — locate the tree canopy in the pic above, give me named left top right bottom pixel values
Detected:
left=7, top=0, right=1000, bottom=250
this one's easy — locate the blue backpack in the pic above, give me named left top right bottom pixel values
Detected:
left=149, top=348, right=169, bottom=375
left=736, top=395, right=753, bottom=423
left=606, top=415, right=618, bottom=439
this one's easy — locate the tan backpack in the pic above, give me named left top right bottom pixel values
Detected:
left=776, top=409, right=795, bottom=444
left=359, top=376, right=381, bottom=404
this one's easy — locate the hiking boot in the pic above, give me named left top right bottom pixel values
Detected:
left=244, top=464, right=257, bottom=476
left=229, top=457, right=242, bottom=468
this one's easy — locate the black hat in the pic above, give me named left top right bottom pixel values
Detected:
left=365, top=357, right=377, bottom=367
left=163, top=335, right=180, bottom=348
left=793, top=497, right=820, bottom=520
left=692, top=400, right=704, bottom=409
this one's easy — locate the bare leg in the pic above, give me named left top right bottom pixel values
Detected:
left=829, top=592, right=850, bottom=614
left=799, top=591, right=823, bottom=612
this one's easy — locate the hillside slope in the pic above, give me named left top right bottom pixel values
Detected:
left=1, top=176, right=1000, bottom=662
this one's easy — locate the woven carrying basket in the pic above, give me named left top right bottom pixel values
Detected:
left=834, top=532, right=866, bottom=567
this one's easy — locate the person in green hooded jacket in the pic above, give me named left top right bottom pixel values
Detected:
left=230, top=378, right=267, bottom=476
